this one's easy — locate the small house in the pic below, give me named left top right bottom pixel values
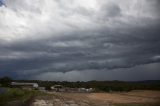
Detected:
left=51, top=85, right=64, bottom=92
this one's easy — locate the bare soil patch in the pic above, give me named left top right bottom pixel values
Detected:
left=31, top=90, right=160, bottom=106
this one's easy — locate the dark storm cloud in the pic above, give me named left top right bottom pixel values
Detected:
left=1, top=24, right=160, bottom=79
left=32, top=63, right=160, bottom=81
left=0, top=0, right=160, bottom=80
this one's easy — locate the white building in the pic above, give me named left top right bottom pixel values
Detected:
left=11, top=82, right=39, bottom=89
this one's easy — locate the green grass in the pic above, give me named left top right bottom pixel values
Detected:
left=0, top=88, right=45, bottom=106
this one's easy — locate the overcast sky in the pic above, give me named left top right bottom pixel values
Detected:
left=0, top=0, right=160, bottom=81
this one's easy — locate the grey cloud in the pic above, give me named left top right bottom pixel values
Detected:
left=0, top=0, right=160, bottom=80
left=31, top=63, right=160, bottom=81
left=100, top=2, right=121, bottom=18
left=1, top=24, right=160, bottom=77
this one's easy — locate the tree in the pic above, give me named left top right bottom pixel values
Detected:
left=0, top=76, right=12, bottom=87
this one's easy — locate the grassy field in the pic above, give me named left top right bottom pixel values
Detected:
left=0, top=88, right=44, bottom=106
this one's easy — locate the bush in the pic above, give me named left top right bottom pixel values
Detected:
left=0, top=88, right=42, bottom=106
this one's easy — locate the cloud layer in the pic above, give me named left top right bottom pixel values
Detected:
left=0, top=0, right=160, bottom=81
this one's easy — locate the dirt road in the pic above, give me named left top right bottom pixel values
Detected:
left=31, top=90, right=160, bottom=106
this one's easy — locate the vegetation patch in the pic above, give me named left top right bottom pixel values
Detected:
left=0, top=88, right=45, bottom=106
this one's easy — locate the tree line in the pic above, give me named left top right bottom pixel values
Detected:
left=0, top=77, right=160, bottom=92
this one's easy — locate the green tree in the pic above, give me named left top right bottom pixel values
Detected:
left=0, top=76, right=12, bottom=87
